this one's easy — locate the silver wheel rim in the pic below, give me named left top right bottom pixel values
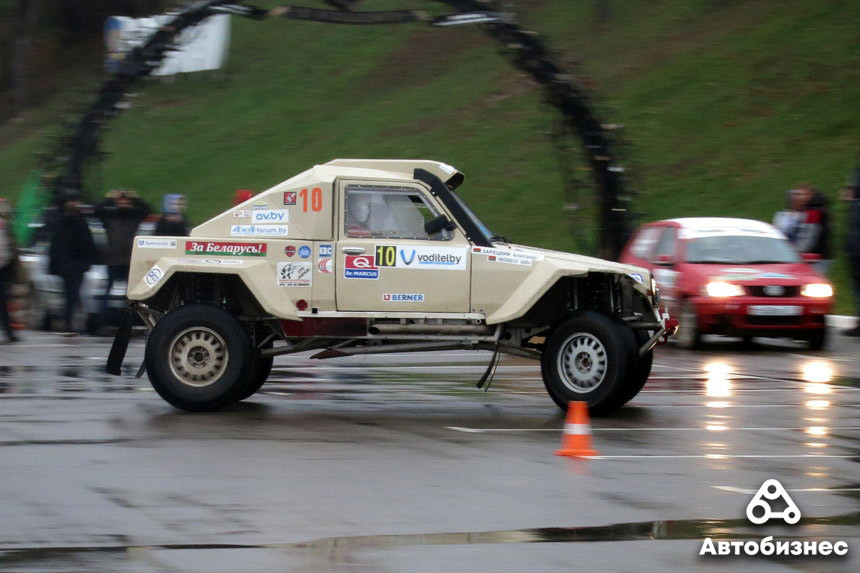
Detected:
left=557, top=332, right=607, bottom=393
left=168, top=327, right=229, bottom=388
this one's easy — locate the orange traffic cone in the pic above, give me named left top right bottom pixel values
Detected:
left=555, top=401, right=599, bottom=458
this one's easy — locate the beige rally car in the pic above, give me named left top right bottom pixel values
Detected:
left=111, top=160, right=675, bottom=414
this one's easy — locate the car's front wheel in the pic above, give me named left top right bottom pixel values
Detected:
left=145, top=304, right=254, bottom=411
left=541, top=311, right=633, bottom=415
left=805, top=328, right=827, bottom=351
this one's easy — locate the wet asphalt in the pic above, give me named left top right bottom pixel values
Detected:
left=0, top=330, right=858, bottom=572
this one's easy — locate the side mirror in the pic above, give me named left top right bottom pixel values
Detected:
left=654, top=253, right=675, bottom=266
left=801, top=252, right=821, bottom=262
left=425, top=214, right=456, bottom=236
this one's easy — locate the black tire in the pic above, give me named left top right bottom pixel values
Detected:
left=806, top=328, right=827, bottom=351
left=541, top=310, right=634, bottom=415
left=675, top=299, right=702, bottom=350
left=238, top=340, right=274, bottom=401
left=145, top=304, right=254, bottom=411
left=619, top=328, right=654, bottom=405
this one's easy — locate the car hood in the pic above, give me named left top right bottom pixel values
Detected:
left=495, top=243, right=652, bottom=284
left=686, top=262, right=826, bottom=284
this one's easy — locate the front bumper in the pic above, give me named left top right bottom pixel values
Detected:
left=691, top=296, right=830, bottom=336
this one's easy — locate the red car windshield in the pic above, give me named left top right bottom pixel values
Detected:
left=685, top=236, right=800, bottom=264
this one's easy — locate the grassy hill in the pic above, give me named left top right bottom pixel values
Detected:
left=1, top=0, right=858, bottom=311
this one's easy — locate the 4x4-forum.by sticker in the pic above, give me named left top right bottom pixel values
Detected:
left=700, top=479, right=849, bottom=558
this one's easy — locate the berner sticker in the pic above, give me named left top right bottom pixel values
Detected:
left=277, top=262, right=312, bottom=287
left=231, top=224, right=288, bottom=237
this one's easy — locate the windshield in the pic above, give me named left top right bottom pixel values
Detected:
left=685, top=236, right=800, bottom=264
left=448, top=188, right=495, bottom=244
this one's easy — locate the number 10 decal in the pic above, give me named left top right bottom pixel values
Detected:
left=300, top=187, right=323, bottom=212
left=376, top=245, right=396, bottom=267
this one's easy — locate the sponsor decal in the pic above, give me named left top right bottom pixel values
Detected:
left=629, top=272, right=644, bottom=284
left=318, top=258, right=334, bottom=273
left=284, top=245, right=296, bottom=257
left=698, top=479, right=849, bottom=558
left=383, top=293, right=425, bottom=302
left=472, top=246, right=542, bottom=267
left=298, top=245, right=312, bottom=259
left=283, top=191, right=297, bottom=205
left=277, top=262, right=312, bottom=287
left=252, top=201, right=268, bottom=210
left=344, top=255, right=379, bottom=279
left=143, top=265, right=164, bottom=288
left=318, top=244, right=333, bottom=258
left=230, top=224, right=288, bottom=237
left=136, top=238, right=177, bottom=249
left=375, top=245, right=468, bottom=271
left=233, top=209, right=251, bottom=218
left=251, top=209, right=289, bottom=224
left=761, top=272, right=794, bottom=280
left=185, top=241, right=267, bottom=257
left=176, top=257, right=244, bottom=266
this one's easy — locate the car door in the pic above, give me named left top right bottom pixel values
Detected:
left=335, top=180, right=471, bottom=312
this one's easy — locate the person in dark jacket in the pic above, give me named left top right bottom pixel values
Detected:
left=95, top=189, right=150, bottom=312
left=49, top=193, right=98, bottom=333
left=793, top=183, right=832, bottom=274
left=842, top=159, right=860, bottom=337
left=153, top=194, right=190, bottom=236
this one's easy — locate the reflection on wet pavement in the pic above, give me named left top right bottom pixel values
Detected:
left=2, top=511, right=858, bottom=567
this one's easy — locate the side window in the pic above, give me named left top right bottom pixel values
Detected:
left=344, top=185, right=451, bottom=241
left=652, top=227, right=678, bottom=260
left=629, top=227, right=663, bottom=259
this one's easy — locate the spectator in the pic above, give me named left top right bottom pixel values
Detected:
left=793, top=183, right=833, bottom=274
left=49, top=192, right=98, bottom=333
left=0, top=198, right=19, bottom=343
left=773, top=188, right=803, bottom=243
left=95, top=189, right=150, bottom=312
left=842, top=158, right=860, bottom=337
left=154, top=194, right=191, bottom=237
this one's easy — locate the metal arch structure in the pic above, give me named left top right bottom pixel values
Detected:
left=43, top=0, right=634, bottom=258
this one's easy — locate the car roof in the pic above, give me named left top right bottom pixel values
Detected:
left=660, top=217, right=785, bottom=240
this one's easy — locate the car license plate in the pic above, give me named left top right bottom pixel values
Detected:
left=747, top=305, right=802, bottom=316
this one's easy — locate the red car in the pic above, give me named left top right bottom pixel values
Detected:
left=620, top=217, right=833, bottom=349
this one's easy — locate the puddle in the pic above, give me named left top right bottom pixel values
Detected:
left=2, top=512, right=857, bottom=566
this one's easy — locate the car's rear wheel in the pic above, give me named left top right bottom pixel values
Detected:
left=145, top=304, right=254, bottom=411
left=676, top=299, right=702, bottom=350
left=541, top=311, right=633, bottom=415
